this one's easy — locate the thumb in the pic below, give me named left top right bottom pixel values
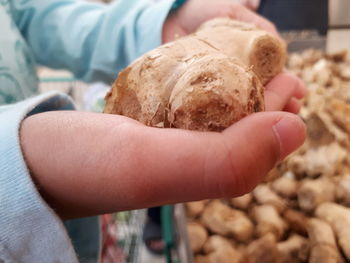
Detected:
left=118, top=112, right=305, bottom=207
left=215, top=112, right=305, bottom=197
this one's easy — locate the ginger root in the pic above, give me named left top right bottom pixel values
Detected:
left=253, top=184, right=286, bottom=212
left=277, top=234, right=309, bottom=263
left=288, top=142, right=347, bottom=178
left=271, top=172, right=298, bottom=198
left=298, top=177, right=335, bottom=212
left=196, top=19, right=286, bottom=85
left=104, top=18, right=285, bottom=131
left=283, top=209, right=308, bottom=236
left=230, top=193, right=253, bottom=210
left=316, top=202, right=350, bottom=261
left=187, top=222, right=208, bottom=253
left=336, top=174, right=350, bottom=205
left=245, top=233, right=279, bottom=263
left=201, top=200, right=253, bottom=242
left=196, top=245, right=241, bottom=263
left=307, top=218, right=344, bottom=263
left=252, top=205, right=288, bottom=240
left=196, top=235, right=241, bottom=263
left=186, top=200, right=209, bottom=219
left=326, top=98, right=350, bottom=134
left=202, top=235, right=235, bottom=254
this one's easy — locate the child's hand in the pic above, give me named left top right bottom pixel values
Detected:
left=20, top=74, right=305, bottom=219
left=163, top=0, right=277, bottom=43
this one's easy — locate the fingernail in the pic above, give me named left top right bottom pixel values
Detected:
left=273, top=116, right=306, bottom=160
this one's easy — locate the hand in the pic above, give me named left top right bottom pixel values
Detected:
left=21, top=98, right=305, bottom=220
left=162, top=0, right=277, bottom=43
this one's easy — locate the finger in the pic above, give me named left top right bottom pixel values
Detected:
left=283, top=97, right=302, bottom=114
left=283, top=71, right=307, bottom=99
left=229, top=3, right=279, bottom=36
left=265, top=73, right=306, bottom=111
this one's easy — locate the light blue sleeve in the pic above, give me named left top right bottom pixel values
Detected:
left=0, top=92, right=79, bottom=263
left=10, top=0, right=175, bottom=83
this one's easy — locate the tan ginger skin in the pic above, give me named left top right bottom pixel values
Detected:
left=200, top=200, right=253, bottom=242
left=271, top=174, right=298, bottom=198
left=252, top=204, right=288, bottom=240
left=336, top=174, right=350, bottom=206
left=104, top=18, right=286, bottom=131
left=230, top=193, right=253, bottom=210
left=307, top=218, right=344, bottom=263
left=277, top=234, right=309, bottom=263
left=196, top=235, right=242, bottom=263
left=187, top=222, right=208, bottom=253
left=283, top=209, right=308, bottom=236
left=298, top=177, right=336, bottom=212
left=316, top=203, right=350, bottom=261
left=244, top=233, right=279, bottom=263
left=186, top=200, right=209, bottom=219
left=252, top=184, right=286, bottom=213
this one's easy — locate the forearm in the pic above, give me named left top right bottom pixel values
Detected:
left=20, top=111, right=218, bottom=218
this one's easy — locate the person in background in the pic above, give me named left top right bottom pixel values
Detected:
left=0, top=0, right=306, bottom=262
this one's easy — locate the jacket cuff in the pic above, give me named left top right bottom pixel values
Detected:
left=0, top=92, right=78, bottom=263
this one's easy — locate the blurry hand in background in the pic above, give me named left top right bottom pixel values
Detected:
left=163, top=0, right=274, bottom=43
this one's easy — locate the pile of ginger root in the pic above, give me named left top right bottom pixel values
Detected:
left=186, top=49, right=350, bottom=263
